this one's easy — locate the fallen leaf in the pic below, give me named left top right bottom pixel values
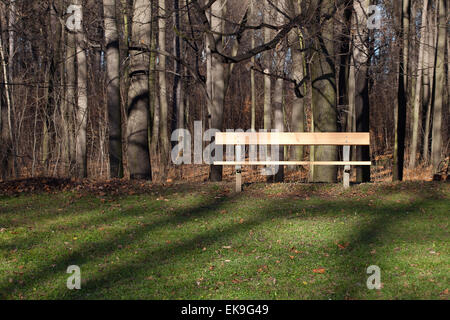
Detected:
left=313, top=268, right=326, bottom=274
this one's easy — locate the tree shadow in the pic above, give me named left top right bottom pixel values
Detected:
left=0, top=182, right=447, bottom=299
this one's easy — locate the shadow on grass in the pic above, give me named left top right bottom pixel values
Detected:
left=0, top=189, right=239, bottom=298
left=0, top=182, right=447, bottom=299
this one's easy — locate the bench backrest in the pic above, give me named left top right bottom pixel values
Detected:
left=215, top=132, right=370, bottom=146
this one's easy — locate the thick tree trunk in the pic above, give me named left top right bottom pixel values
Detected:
left=431, top=0, right=447, bottom=173
left=409, top=0, right=429, bottom=169
left=209, top=0, right=225, bottom=182
left=127, top=0, right=152, bottom=180
left=289, top=0, right=305, bottom=165
left=353, top=0, right=371, bottom=183
left=269, top=0, right=288, bottom=182
left=104, top=0, right=123, bottom=178
left=310, top=0, right=338, bottom=183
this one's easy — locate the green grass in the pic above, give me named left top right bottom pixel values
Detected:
left=0, top=181, right=448, bottom=300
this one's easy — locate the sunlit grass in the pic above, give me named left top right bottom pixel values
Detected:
left=0, top=182, right=448, bottom=300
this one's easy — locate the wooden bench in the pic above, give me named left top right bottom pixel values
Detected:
left=214, top=132, right=371, bottom=192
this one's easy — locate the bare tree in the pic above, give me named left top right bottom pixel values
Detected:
left=353, top=0, right=371, bottom=183
left=209, top=0, right=226, bottom=182
left=104, top=0, right=123, bottom=178
left=127, top=0, right=152, bottom=180
left=309, top=0, right=338, bottom=182
left=393, top=0, right=410, bottom=182
left=159, top=0, right=170, bottom=180
left=422, top=2, right=435, bottom=164
left=288, top=0, right=305, bottom=165
left=409, top=0, right=429, bottom=169
left=431, top=0, right=447, bottom=174
left=75, top=1, right=88, bottom=179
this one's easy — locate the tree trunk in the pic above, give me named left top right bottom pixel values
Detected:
left=76, top=26, right=88, bottom=179
left=409, top=0, right=429, bottom=169
left=393, top=0, right=410, bottom=181
left=149, top=1, right=158, bottom=157
left=0, top=27, right=12, bottom=179
left=127, top=0, right=152, bottom=180
left=431, top=0, right=447, bottom=173
left=422, top=6, right=435, bottom=164
left=205, top=7, right=213, bottom=129
left=104, top=0, right=123, bottom=178
left=269, top=0, right=287, bottom=182
left=172, top=0, right=184, bottom=134
left=353, top=0, right=371, bottom=183
left=0, top=2, right=15, bottom=179
left=209, top=0, right=225, bottom=182
left=250, top=0, right=256, bottom=131
left=158, top=0, right=170, bottom=180
left=289, top=0, right=305, bottom=165
left=310, top=0, right=338, bottom=183
left=150, top=2, right=159, bottom=159
left=263, top=11, right=272, bottom=131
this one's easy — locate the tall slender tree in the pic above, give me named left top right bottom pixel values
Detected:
left=104, top=0, right=123, bottom=178
left=353, top=0, right=371, bottom=182
left=159, top=0, right=170, bottom=180
left=422, top=4, right=435, bottom=164
left=75, top=0, right=88, bottom=178
left=431, top=0, right=447, bottom=174
left=172, top=0, right=184, bottom=134
left=393, top=0, right=410, bottom=181
left=409, top=0, right=429, bottom=169
left=263, top=8, right=272, bottom=132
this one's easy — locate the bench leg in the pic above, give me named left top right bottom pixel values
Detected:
left=236, top=166, right=242, bottom=192
left=236, top=145, right=242, bottom=192
left=343, top=145, right=350, bottom=189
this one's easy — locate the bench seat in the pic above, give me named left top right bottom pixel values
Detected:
left=214, top=132, right=371, bottom=192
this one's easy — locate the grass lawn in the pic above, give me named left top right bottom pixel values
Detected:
left=0, top=181, right=448, bottom=300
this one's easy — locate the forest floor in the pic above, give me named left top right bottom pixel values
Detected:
left=0, top=179, right=448, bottom=300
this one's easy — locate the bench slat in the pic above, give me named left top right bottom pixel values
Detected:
left=215, top=132, right=370, bottom=146
left=214, top=161, right=372, bottom=166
